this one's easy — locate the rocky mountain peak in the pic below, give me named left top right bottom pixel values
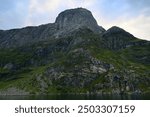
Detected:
left=55, top=8, right=105, bottom=34
left=102, top=26, right=136, bottom=50
left=103, top=26, right=134, bottom=38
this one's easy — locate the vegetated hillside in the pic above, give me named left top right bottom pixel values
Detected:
left=0, top=8, right=149, bottom=95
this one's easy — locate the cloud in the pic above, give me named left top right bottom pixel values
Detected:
left=25, top=0, right=95, bottom=26
left=121, top=15, right=150, bottom=40
left=98, top=14, right=150, bottom=40
left=25, top=0, right=61, bottom=25
left=65, top=0, right=95, bottom=8
left=29, top=0, right=61, bottom=13
left=93, top=0, right=150, bottom=40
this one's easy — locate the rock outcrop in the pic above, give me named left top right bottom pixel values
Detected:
left=103, top=26, right=134, bottom=38
left=55, top=8, right=105, bottom=35
left=0, top=8, right=105, bottom=48
left=102, top=26, right=149, bottom=50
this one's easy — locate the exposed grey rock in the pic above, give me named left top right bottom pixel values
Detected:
left=0, top=23, right=56, bottom=48
left=3, top=63, right=14, bottom=70
left=55, top=8, right=105, bottom=35
left=90, top=65, right=107, bottom=74
left=40, top=48, right=113, bottom=88
left=0, top=8, right=105, bottom=48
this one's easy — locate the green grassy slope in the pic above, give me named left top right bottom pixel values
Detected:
left=0, top=30, right=149, bottom=94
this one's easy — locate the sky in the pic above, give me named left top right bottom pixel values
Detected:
left=0, top=0, right=150, bottom=40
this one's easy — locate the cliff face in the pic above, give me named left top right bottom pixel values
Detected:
left=0, top=8, right=105, bottom=48
left=0, top=8, right=150, bottom=95
left=0, top=24, right=56, bottom=48
left=55, top=8, right=105, bottom=34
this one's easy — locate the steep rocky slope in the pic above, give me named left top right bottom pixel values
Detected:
left=0, top=8, right=104, bottom=48
left=0, top=8, right=149, bottom=95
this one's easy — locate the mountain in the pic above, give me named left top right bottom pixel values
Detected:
left=0, top=8, right=149, bottom=95
left=102, top=26, right=149, bottom=50
left=55, top=8, right=105, bottom=34
left=0, top=8, right=105, bottom=48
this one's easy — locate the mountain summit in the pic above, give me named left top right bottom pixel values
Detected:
left=55, top=8, right=105, bottom=34
left=103, top=26, right=134, bottom=38
left=0, top=8, right=105, bottom=48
